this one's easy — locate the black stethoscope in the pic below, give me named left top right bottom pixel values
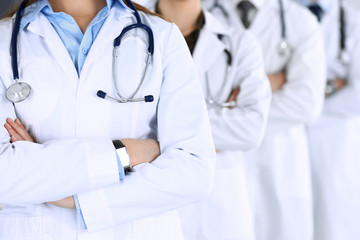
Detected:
left=209, top=0, right=350, bottom=62
left=338, top=1, right=349, bottom=65
left=205, top=34, right=236, bottom=108
left=6, top=0, right=154, bottom=104
left=208, top=0, right=292, bottom=57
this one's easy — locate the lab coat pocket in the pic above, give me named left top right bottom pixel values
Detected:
left=201, top=153, right=254, bottom=239
left=24, top=59, right=62, bottom=123
left=0, top=215, right=48, bottom=240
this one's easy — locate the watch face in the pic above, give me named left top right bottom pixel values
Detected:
left=117, top=148, right=132, bottom=169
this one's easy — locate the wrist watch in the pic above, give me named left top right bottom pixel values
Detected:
left=113, top=140, right=133, bottom=171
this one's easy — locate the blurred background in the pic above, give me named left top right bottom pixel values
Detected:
left=0, top=0, right=359, bottom=18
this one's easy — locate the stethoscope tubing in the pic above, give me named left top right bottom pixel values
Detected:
left=205, top=34, right=236, bottom=108
left=11, top=0, right=26, bottom=81
left=7, top=0, right=155, bottom=104
left=208, top=0, right=348, bottom=62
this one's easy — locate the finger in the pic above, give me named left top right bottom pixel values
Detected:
left=4, top=123, right=24, bottom=142
left=8, top=118, right=34, bottom=142
left=226, top=87, right=240, bottom=103
left=14, top=122, right=34, bottom=142
left=15, top=119, right=27, bottom=130
left=7, top=120, right=29, bottom=140
left=232, top=87, right=241, bottom=96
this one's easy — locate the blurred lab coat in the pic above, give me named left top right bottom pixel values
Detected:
left=202, top=0, right=326, bottom=240
left=179, top=11, right=271, bottom=240
left=306, top=0, right=360, bottom=239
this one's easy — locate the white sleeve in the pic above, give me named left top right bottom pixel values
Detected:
left=207, top=31, right=271, bottom=151
left=0, top=78, right=120, bottom=206
left=76, top=24, right=216, bottom=233
left=267, top=17, right=326, bottom=133
left=322, top=19, right=360, bottom=118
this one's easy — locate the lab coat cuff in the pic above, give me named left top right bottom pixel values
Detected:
left=74, top=194, right=87, bottom=229
left=84, top=139, right=120, bottom=188
left=76, top=188, right=115, bottom=233
left=115, top=150, right=125, bottom=180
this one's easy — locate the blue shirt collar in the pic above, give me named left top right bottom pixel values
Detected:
left=19, top=0, right=131, bottom=32
left=296, top=0, right=335, bottom=13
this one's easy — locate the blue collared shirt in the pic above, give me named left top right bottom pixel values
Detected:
left=20, top=0, right=131, bottom=229
left=20, top=0, right=131, bottom=74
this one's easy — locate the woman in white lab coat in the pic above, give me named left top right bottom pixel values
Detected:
left=296, top=0, right=360, bottom=239
left=145, top=0, right=272, bottom=239
left=202, top=0, right=326, bottom=240
left=0, top=0, right=216, bottom=239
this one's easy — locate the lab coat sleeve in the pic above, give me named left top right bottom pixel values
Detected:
left=267, top=17, right=326, bottom=133
left=76, top=24, right=216, bottom=233
left=207, top=31, right=271, bottom=151
left=322, top=18, right=360, bottom=118
left=0, top=75, right=121, bottom=206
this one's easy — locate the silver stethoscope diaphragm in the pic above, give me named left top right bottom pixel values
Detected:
left=5, top=81, right=31, bottom=103
left=338, top=49, right=350, bottom=66
left=278, top=39, right=291, bottom=57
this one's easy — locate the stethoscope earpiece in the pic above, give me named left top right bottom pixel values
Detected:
left=97, top=90, right=154, bottom=103
left=207, top=99, right=237, bottom=108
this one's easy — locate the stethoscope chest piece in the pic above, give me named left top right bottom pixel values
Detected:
left=338, top=49, right=350, bottom=65
left=5, top=81, right=31, bottom=103
left=278, top=40, right=291, bottom=57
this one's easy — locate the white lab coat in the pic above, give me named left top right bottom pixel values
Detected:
left=143, top=2, right=271, bottom=238
left=306, top=1, right=360, bottom=239
left=178, top=11, right=271, bottom=240
left=203, top=0, right=326, bottom=240
left=0, top=3, right=216, bottom=240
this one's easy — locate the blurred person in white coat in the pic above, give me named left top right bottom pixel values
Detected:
left=0, top=0, right=216, bottom=239
left=201, top=0, right=327, bottom=239
left=143, top=0, right=272, bottom=239
left=296, top=0, right=360, bottom=239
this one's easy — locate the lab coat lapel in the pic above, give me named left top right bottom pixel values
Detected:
left=321, top=0, right=339, bottom=39
left=26, top=13, right=78, bottom=80
left=193, top=11, right=228, bottom=76
left=250, top=0, right=279, bottom=36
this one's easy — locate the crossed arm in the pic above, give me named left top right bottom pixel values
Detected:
left=4, top=118, right=160, bottom=209
left=268, top=72, right=346, bottom=95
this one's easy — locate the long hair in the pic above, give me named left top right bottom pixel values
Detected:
left=2, top=0, right=158, bottom=19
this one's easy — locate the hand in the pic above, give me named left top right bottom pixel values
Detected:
left=334, top=78, right=346, bottom=92
left=268, top=72, right=287, bottom=92
left=48, top=196, right=75, bottom=209
left=121, top=139, right=160, bottom=167
left=335, top=78, right=346, bottom=90
left=4, top=118, right=35, bottom=143
left=4, top=118, right=75, bottom=209
left=226, top=87, right=240, bottom=109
